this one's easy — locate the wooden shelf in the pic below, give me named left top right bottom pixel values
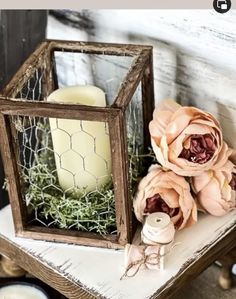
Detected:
left=0, top=205, right=235, bottom=299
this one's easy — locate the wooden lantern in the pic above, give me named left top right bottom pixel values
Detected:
left=0, top=40, right=154, bottom=249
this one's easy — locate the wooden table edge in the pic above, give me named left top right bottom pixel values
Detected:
left=0, top=234, right=97, bottom=299
left=150, top=223, right=236, bottom=299
left=0, top=220, right=235, bottom=299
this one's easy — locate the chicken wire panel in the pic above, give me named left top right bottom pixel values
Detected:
left=53, top=51, right=134, bottom=105
left=15, top=67, right=46, bottom=101
left=10, top=114, right=116, bottom=235
left=126, top=83, right=145, bottom=198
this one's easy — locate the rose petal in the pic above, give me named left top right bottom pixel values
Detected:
left=197, top=178, right=226, bottom=216
left=192, top=171, right=213, bottom=193
left=149, top=99, right=181, bottom=144
left=192, top=157, right=236, bottom=217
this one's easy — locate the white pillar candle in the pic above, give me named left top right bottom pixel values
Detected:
left=47, top=85, right=111, bottom=193
left=0, top=284, right=48, bottom=299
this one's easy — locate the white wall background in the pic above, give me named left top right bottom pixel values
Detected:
left=47, top=10, right=236, bottom=148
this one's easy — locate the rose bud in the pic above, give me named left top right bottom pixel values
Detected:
left=191, top=158, right=236, bottom=216
left=133, top=165, right=197, bottom=230
left=149, top=99, right=230, bottom=176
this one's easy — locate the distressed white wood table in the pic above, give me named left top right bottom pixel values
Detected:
left=0, top=205, right=235, bottom=299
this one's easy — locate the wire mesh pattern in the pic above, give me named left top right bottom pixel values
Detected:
left=7, top=48, right=145, bottom=235
left=11, top=114, right=116, bottom=234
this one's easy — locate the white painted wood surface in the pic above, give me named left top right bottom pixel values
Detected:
left=0, top=205, right=235, bottom=299
left=47, top=10, right=236, bottom=149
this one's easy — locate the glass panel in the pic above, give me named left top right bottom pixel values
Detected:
left=11, top=114, right=116, bottom=235
left=126, top=83, right=146, bottom=198
left=53, top=51, right=134, bottom=106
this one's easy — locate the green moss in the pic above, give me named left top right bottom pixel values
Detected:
left=23, top=149, right=117, bottom=234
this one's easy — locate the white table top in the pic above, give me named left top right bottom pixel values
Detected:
left=0, top=205, right=235, bottom=299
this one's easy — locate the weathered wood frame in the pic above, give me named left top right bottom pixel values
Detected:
left=0, top=40, right=154, bottom=249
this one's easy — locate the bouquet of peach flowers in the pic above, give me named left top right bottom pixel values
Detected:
left=134, top=100, right=236, bottom=230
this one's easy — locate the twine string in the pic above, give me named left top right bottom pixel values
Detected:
left=120, top=242, right=181, bottom=280
left=120, top=247, right=160, bottom=280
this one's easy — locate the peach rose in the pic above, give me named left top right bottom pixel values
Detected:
left=133, top=165, right=197, bottom=230
left=149, top=99, right=230, bottom=176
left=191, top=156, right=236, bottom=216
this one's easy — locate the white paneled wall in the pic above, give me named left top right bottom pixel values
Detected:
left=47, top=10, right=236, bottom=147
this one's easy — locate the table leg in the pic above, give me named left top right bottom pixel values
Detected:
left=218, top=247, right=236, bottom=290
left=0, top=254, right=27, bottom=277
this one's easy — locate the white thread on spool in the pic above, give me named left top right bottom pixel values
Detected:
left=141, top=212, right=176, bottom=270
left=142, top=212, right=175, bottom=244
